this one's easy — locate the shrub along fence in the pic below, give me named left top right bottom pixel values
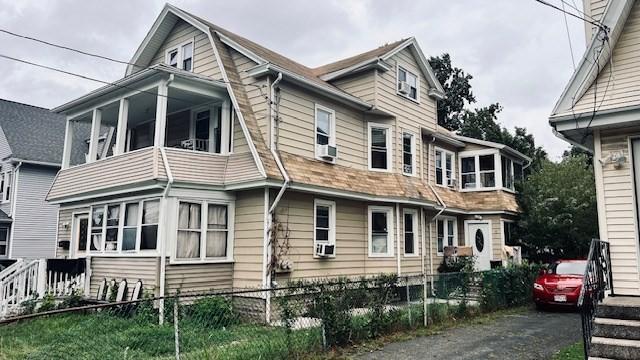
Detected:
left=0, top=264, right=540, bottom=359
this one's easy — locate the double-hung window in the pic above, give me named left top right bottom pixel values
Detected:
left=397, top=66, right=419, bottom=101
left=503, top=220, right=518, bottom=246
left=0, top=227, right=8, bottom=256
left=402, top=133, right=415, bottom=175
left=314, top=199, right=336, bottom=256
left=435, top=148, right=454, bottom=187
left=166, top=39, right=194, bottom=72
left=315, top=104, right=336, bottom=161
left=403, top=210, right=418, bottom=256
left=369, top=123, right=392, bottom=171
left=1, top=170, right=12, bottom=203
left=176, top=201, right=231, bottom=262
left=368, top=206, right=394, bottom=257
left=460, top=152, right=498, bottom=190
left=501, top=156, right=514, bottom=191
left=436, top=217, right=457, bottom=255
left=89, top=199, right=159, bottom=254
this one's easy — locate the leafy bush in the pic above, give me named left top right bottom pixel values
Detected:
left=57, top=290, right=84, bottom=310
left=480, top=262, right=542, bottom=312
left=184, top=296, right=237, bottom=329
left=438, top=256, right=475, bottom=273
left=38, top=294, right=57, bottom=313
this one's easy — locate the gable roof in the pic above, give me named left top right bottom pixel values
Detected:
left=0, top=99, right=65, bottom=166
left=312, top=39, right=407, bottom=77
left=550, top=0, right=633, bottom=118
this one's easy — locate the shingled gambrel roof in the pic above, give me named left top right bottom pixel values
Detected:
left=312, top=39, right=408, bottom=77
left=0, top=99, right=65, bottom=165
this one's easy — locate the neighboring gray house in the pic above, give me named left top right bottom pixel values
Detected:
left=0, top=99, right=65, bottom=260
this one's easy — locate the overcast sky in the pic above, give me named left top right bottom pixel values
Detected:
left=0, top=0, right=586, bottom=160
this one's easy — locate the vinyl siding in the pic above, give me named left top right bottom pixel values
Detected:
left=163, top=148, right=261, bottom=185
left=273, top=191, right=398, bottom=282
left=233, top=189, right=265, bottom=288
left=599, top=128, right=640, bottom=295
left=56, top=207, right=88, bottom=258
left=573, top=1, right=640, bottom=114
left=48, top=148, right=166, bottom=201
left=165, top=262, right=232, bottom=294
left=332, top=71, right=377, bottom=104
left=399, top=206, right=424, bottom=275
left=149, top=19, right=222, bottom=80
left=277, top=83, right=368, bottom=170
left=11, top=165, right=59, bottom=259
left=89, top=256, right=159, bottom=299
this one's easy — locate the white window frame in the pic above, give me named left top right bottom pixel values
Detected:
left=434, top=147, right=455, bottom=187
left=403, top=209, right=418, bottom=257
left=0, top=225, right=8, bottom=257
left=459, top=150, right=501, bottom=191
left=1, top=170, right=12, bottom=203
left=368, top=122, right=393, bottom=172
left=402, top=132, right=416, bottom=176
left=172, top=199, right=235, bottom=264
left=368, top=205, right=394, bottom=257
left=396, top=65, right=420, bottom=103
left=87, top=198, right=161, bottom=256
left=313, top=199, right=336, bottom=258
left=501, top=219, right=516, bottom=248
left=165, top=38, right=195, bottom=72
left=501, top=155, right=523, bottom=193
left=436, top=216, right=458, bottom=256
left=314, top=104, right=336, bottom=162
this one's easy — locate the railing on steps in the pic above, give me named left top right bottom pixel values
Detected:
left=578, top=239, right=613, bottom=359
left=0, top=259, right=87, bottom=318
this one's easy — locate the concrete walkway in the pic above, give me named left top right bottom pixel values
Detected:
left=357, top=308, right=581, bottom=360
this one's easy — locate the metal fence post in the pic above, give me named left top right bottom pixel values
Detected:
left=174, top=297, right=180, bottom=360
left=406, top=276, right=412, bottom=327
left=423, top=273, right=428, bottom=327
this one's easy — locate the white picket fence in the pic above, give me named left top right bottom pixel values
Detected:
left=0, top=259, right=86, bottom=318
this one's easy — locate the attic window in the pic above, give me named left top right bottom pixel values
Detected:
left=397, top=66, right=419, bottom=101
left=165, top=39, right=194, bottom=72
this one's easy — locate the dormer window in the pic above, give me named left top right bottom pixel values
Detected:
left=165, top=39, right=194, bottom=72
left=397, top=66, right=419, bottom=101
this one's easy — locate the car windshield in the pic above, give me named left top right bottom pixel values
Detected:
left=551, top=261, right=587, bottom=275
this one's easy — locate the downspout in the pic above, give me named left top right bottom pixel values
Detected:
left=7, top=161, right=21, bottom=260
left=265, top=72, right=287, bottom=323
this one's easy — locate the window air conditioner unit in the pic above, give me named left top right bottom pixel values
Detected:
left=398, top=81, right=411, bottom=95
left=318, top=144, right=337, bottom=161
left=315, top=243, right=335, bottom=257
left=448, top=177, right=458, bottom=188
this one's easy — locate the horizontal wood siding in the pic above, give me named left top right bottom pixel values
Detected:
left=278, top=84, right=368, bottom=170
left=48, top=148, right=165, bottom=201
left=165, top=262, right=232, bottom=294
left=150, top=19, right=222, bottom=80
left=273, top=191, right=398, bottom=281
left=233, top=189, right=265, bottom=288
left=573, top=1, right=640, bottom=114
left=164, top=148, right=261, bottom=185
left=11, top=165, right=59, bottom=259
left=600, top=128, right=640, bottom=294
left=332, top=71, right=377, bottom=104
left=89, top=257, right=159, bottom=299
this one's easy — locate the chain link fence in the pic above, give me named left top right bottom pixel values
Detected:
left=0, top=267, right=539, bottom=359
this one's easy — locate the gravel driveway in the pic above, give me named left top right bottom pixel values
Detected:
left=357, top=309, right=581, bottom=360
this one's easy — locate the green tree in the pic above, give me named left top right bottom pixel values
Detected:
left=428, top=53, right=475, bottom=130
left=515, top=154, right=598, bottom=259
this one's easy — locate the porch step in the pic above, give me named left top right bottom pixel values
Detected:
left=593, top=318, right=640, bottom=340
left=590, top=337, right=640, bottom=360
left=595, top=297, right=640, bottom=321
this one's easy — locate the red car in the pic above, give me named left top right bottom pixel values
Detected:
left=533, top=260, right=587, bottom=308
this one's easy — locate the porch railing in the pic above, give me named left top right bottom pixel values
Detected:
left=578, top=239, right=613, bottom=358
left=0, top=259, right=41, bottom=317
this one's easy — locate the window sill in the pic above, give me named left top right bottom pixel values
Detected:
left=402, top=171, right=416, bottom=177
left=314, top=155, right=337, bottom=164
left=313, top=255, right=336, bottom=259
left=170, top=258, right=234, bottom=265
left=368, top=253, right=395, bottom=258
left=81, top=252, right=160, bottom=258
left=403, top=254, right=420, bottom=258
left=396, top=91, right=420, bottom=104
left=368, top=167, right=392, bottom=173
left=459, top=187, right=499, bottom=192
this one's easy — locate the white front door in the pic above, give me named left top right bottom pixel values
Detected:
left=467, top=221, right=492, bottom=271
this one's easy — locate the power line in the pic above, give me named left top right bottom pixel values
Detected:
left=560, top=0, right=577, bottom=70
left=534, top=0, right=607, bottom=31
left=559, top=0, right=600, bottom=24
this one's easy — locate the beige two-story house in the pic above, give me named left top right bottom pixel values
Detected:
left=47, top=4, right=529, bottom=302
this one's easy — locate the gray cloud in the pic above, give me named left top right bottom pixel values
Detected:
left=0, top=0, right=585, bottom=159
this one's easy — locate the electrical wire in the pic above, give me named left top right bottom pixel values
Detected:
left=560, top=0, right=577, bottom=70
left=534, top=0, right=607, bottom=31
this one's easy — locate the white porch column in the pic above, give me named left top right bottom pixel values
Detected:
left=114, top=98, right=129, bottom=155
left=87, top=108, right=102, bottom=163
left=154, top=80, right=168, bottom=147
left=62, top=117, right=74, bottom=169
left=220, top=100, right=231, bottom=154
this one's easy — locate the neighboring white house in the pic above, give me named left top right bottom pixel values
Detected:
left=0, top=99, right=66, bottom=263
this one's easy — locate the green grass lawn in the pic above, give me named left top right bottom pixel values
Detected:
left=552, top=341, right=584, bottom=360
left=0, top=311, right=321, bottom=360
